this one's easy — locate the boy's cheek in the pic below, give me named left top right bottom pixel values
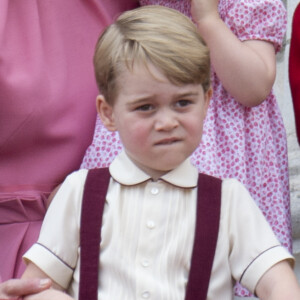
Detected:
left=120, top=124, right=150, bottom=146
left=131, top=129, right=149, bottom=145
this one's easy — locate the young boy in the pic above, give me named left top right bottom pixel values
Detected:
left=21, top=5, right=300, bottom=300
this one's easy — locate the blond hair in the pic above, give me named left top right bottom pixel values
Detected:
left=94, top=5, right=210, bottom=103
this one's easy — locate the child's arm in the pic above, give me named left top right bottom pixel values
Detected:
left=46, top=184, right=61, bottom=208
left=21, top=262, right=74, bottom=300
left=191, top=0, right=276, bottom=107
left=255, top=260, right=300, bottom=299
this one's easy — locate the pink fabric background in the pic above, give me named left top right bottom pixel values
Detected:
left=0, top=0, right=137, bottom=281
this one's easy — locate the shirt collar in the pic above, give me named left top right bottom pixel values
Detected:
left=109, top=151, right=198, bottom=188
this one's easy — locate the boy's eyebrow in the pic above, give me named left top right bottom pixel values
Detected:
left=127, top=90, right=200, bottom=104
left=126, top=96, right=155, bottom=106
left=175, top=91, right=200, bottom=98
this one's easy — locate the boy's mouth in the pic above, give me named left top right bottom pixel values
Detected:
left=155, top=137, right=180, bottom=145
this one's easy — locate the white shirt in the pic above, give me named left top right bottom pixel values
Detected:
left=24, top=151, right=293, bottom=300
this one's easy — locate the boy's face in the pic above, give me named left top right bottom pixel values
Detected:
left=98, top=62, right=211, bottom=180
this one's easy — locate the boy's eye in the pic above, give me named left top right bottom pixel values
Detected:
left=176, top=99, right=192, bottom=107
left=135, top=104, right=154, bottom=111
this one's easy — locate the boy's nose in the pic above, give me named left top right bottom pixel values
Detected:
left=154, top=112, right=179, bottom=131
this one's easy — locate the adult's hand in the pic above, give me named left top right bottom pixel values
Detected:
left=0, top=278, right=51, bottom=299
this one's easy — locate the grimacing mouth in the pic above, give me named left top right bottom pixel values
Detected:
left=154, top=137, right=181, bottom=146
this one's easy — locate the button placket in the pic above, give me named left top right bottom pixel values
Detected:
left=136, top=182, right=163, bottom=300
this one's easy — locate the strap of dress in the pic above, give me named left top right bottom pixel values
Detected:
left=185, top=173, right=222, bottom=300
left=79, top=168, right=110, bottom=300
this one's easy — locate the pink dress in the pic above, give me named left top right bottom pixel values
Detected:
left=0, top=0, right=137, bottom=281
left=82, top=1, right=291, bottom=296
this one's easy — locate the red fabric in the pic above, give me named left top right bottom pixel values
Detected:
left=289, top=3, right=300, bottom=145
left=185, top=173, right=221, bottom=300
left=79, top=168, right=111, bottom=300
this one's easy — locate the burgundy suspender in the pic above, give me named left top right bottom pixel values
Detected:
left=79, top=168, right=221, bottom=300
left=184, top=173, right=222, bottom=300
left=79, top=168, right=111, bottom=300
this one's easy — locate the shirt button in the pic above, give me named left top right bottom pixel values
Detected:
left=142, top=291, right=151, bottom=299
left=150, top=187, right=159, bottom=195
left=146, top=220, right=155, bottom=229
left=141, top=259, right=150, bottom=267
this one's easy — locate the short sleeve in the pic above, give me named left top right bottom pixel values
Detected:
left=221, top=0, right=287, bottom=52
left=23, top=169, right=88, bottom=289
left=221, top=179, right=294, bottom=293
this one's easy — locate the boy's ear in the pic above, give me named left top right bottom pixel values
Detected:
left=96, top=95, right=117, bottom=131
left=204, top=86, right=213, bottom=111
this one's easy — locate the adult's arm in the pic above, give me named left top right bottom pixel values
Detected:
left=21, top=263, right=73, bottom=300
left=0, top=278, right=51, bottom=300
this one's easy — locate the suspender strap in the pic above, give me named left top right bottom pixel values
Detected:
left=79, top=168, right=110, bottom=300
left=79, top=169, right=221, bottom=300
left=185, top=173, right=222, bottom=300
